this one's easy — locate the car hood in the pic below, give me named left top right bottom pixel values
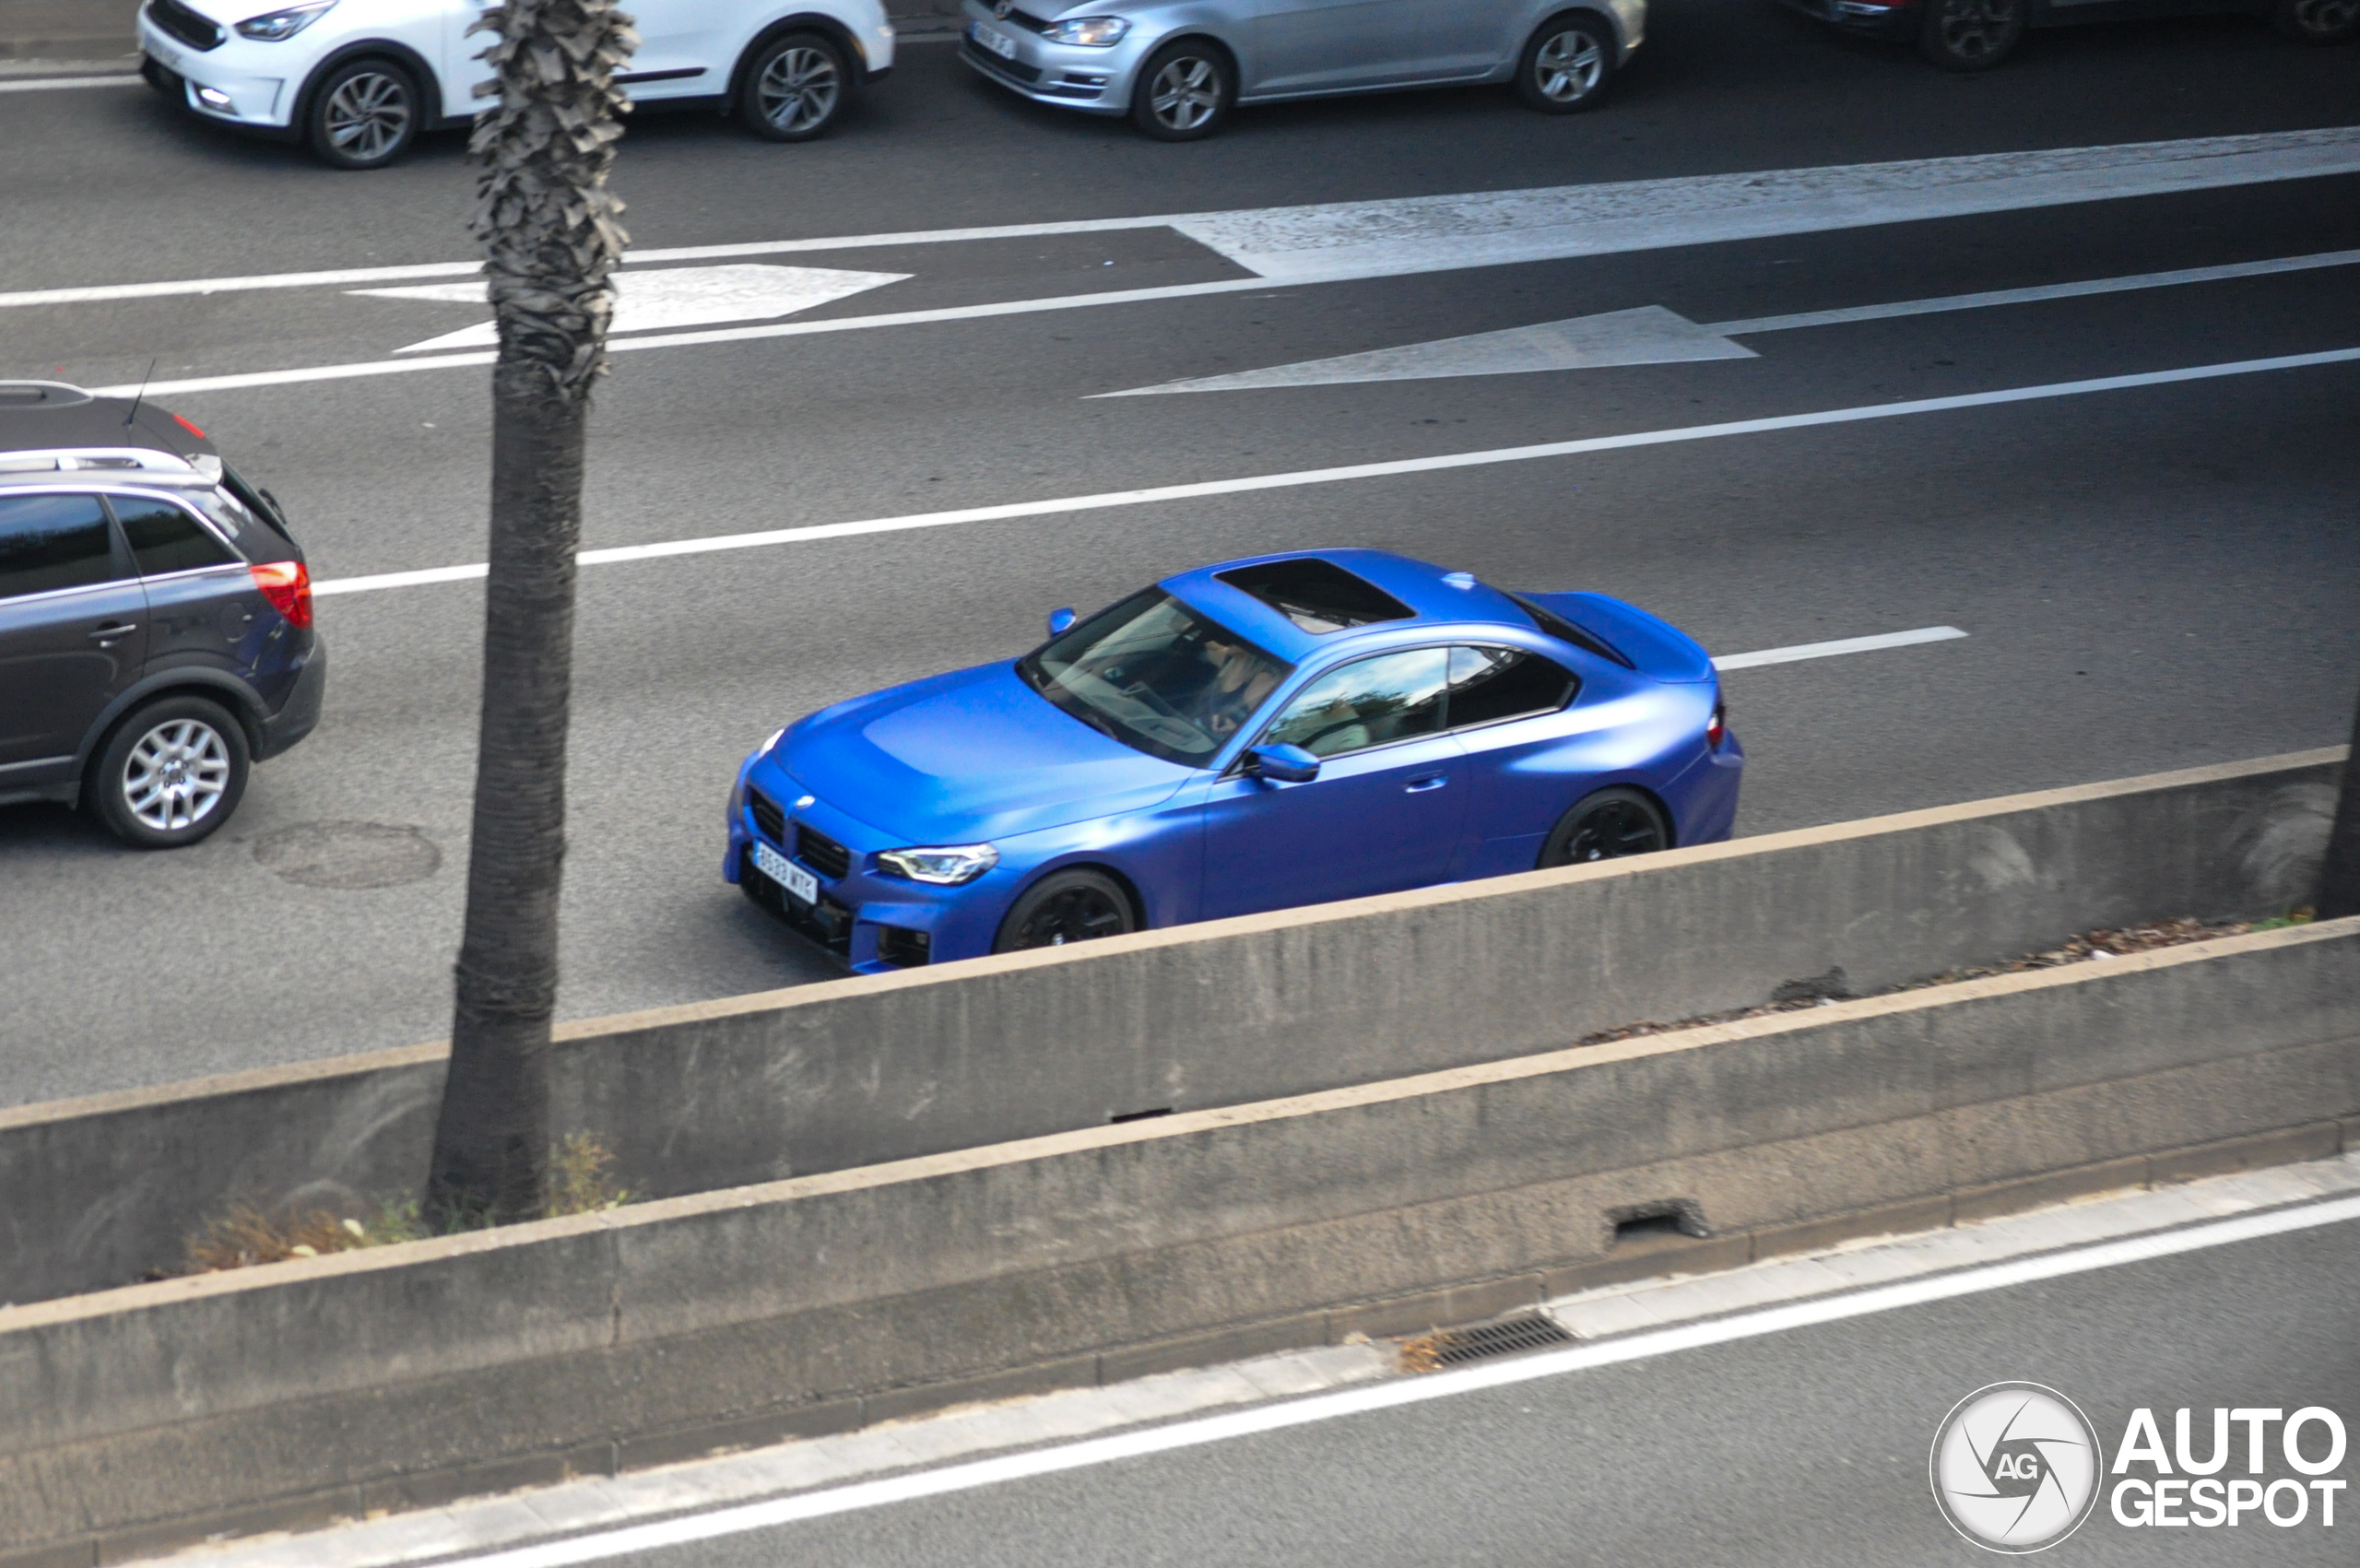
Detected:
left=773, top=662, right=1197, bottom=844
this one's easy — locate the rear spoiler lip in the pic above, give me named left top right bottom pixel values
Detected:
left=1515, top=590, right=1717, bottom=684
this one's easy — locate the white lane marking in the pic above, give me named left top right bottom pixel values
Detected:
left=429, top=1193, right=2360, bottom=1568
left=1098, top=306, right=1758, bottom=396
left=306, top=346, right=2360, bottom=600
left=1713, top=626, right=1967, bottom=671
left=358, top=264, right=914, bottom=353
left=1104, top=248, right=2360, bottom=396
left=0, top=74, right=142, bottom=93
left=17, top=126, right=2358, bottom=318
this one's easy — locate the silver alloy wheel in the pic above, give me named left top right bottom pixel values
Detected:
left=2286, top=0, right=2357, bottom=31
left=121, top=717, right=231, bottom=834
left=1932, top=0, right=2017, bottom=59
left=757, top=46, right=840, bottom=133
left=1533, top=29, right=1603, bottom=103
left=1148, top=56, right=1220, bottom=133
left=323, top=70, right=411, bottom=163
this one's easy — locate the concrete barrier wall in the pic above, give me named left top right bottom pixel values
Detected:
left=3, top=919, right=2355, bottom=1563
left=0, top=749, right=2339, bottom=1307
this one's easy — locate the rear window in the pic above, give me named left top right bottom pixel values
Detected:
left=1506, top=591, right=1634, bottom=668
left=1215, top=558, right=1414, bottom=634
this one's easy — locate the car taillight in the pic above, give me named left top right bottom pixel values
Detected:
left=1706, top=700, right=1727, bottom=749
left=250, top=560, right=313, bottom=630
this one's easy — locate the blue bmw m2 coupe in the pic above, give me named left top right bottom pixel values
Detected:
left=725, top=550, right=1741, bottom=972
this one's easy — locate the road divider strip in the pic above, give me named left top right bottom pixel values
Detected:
left=305, top=347, right=2360, bottom=598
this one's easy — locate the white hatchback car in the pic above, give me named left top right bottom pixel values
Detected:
left=136, top=0, right=896, bottom=169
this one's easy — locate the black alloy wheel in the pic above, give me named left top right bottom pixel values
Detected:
left=993, top=869, right=1138, bottom=953
left=2273, top=0, right=2359, bottom=41
left=1918, top=0, right=2024, bottom=69
left=305, top=57, right=420, bottom=170
left=1514, top=14, right=1614, bottom=113
left=741, top=31, right=848, bottom=142
left=1538, top=787, right=1670, bottom=869
left=1131, top=40, right=1233, bottom=141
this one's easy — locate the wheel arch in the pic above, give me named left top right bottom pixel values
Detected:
left=1004, top=856, right=1153, bottom=932
left=726, top=14, right=867, bottom=112
left=1525, top=5, right=1631, bottom=59
left=293, top=41, right=448, bottom=133
left=1542, top=778, right=1681, bottom=862
left=77, top=672, right=267, bottom=784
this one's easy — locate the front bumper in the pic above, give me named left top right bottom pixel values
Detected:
left=1774, top=0, right=1919, bottom=39
left=956, top=1, right=1148, bottom=114
left=138, top=13, right=296, bottom=128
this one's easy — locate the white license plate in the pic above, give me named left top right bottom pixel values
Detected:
left=752, top=840, right=819, bottom=906
left=970, top=20, right=1018, bottom=59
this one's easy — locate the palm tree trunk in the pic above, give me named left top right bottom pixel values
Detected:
left=428, top=0, right=636, bottom=1225
left=2319, top=685, right=2360, bottom=920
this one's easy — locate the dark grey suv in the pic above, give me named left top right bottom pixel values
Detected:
left=0, top=382, right=324, bottom=847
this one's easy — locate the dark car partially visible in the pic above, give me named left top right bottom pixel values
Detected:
left=1782, top=0, right=2353, bottom=70
left=0, top=381, right=324, bottom=847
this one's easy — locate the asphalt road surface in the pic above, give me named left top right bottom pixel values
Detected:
left=2, top=5, right=2356, bottom=1106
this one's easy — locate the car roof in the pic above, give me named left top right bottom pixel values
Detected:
left=0, top=381, right=216, bottom=467
left=1161, top=548, right=1537, bottom=663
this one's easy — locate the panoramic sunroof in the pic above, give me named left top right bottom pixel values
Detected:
left=1215, top=558, right=1415, bottom=634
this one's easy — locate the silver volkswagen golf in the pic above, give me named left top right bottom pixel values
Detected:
left=960, top=0, right=1645, bottom=139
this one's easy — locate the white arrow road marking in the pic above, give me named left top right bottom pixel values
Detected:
left=305, top=346, right=2360, bottom=600
left=1102, top=248, right=2360, bottom=395
left=353, top=264, right=913, bottom=352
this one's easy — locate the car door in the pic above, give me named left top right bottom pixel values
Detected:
left=0, top=492, right=148, bottom=780
left=441, top=0, right=498, bottom=113
left=1248, top=0, right=1421, bottom=95
left=1395, top=0, right=1524, bottom=80
left=608, top=0, right=734, bottom=98
left=109, top=491, right=254, bottom=675
left=1198, top=646, right=1466, bottom=919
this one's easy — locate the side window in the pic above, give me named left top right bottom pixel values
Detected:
left=113, top=495, right=237, bottom=576
left=1260, top=648, right=1449, bottom=760
left=0, top=493, right=123, bottom=600
left=1448, top=645, right=1577, bottom=729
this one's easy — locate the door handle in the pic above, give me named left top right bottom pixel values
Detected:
left=1404, top=772, right=1447, bottom=793
left=88, top=622, right=138, bottom=645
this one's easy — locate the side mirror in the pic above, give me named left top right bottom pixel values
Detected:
left=1046, top=607, right=1077, bottom=637
left=1246, top=743, right=1320, bottom=784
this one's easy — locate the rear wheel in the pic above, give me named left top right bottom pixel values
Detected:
left=1538, top=787, right=1669, bottom=869
left=91, top=696, right=250, bottom=849
left=305, top=58, right=419, bottom=170
left=993, top=869, right=1138, bottom=953
left=739, top=31, right=848, bottom=142
left=1130, top=40, right=1233, bottom=141
left=2272, top=0, right=2358, bottom=41
left=1514, top=14, right=1614, bottom=113
left=1918, top=0, right=2024, bottom=69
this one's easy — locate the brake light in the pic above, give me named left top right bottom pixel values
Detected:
left=249, top=560, right=313, bottom=630
left=171, top=413, right=207, bottom=440
left=1706, top=700, right=1727, bottom=749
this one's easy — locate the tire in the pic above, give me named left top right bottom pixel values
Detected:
left=1130, top=40, right=1234, bottom=141
left=1514, top=13, right=1615, bottom=113
left=740, top=31, right=849, bottom=141
left=304, top=57, right=420, bottom=170
left=1917, top=0, right=2024, bottom=69
left=90, top=696, right=251, bottom=849
left=1537, top=787, right=1669, bottom=869
left=2272, top=0, right=2359, bottom=42
left=992, top=868, right=1139, bottom=953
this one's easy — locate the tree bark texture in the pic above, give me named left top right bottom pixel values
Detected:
left=2318, top=685, right=2360, bottom=919
left=428, top=0, right=635, bottom=1224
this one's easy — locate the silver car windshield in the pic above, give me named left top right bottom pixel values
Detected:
left=1020, top=589, right=1292, bottom=767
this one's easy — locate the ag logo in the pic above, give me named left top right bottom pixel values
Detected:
left=1930, top=1383, right=2102, bottom=1552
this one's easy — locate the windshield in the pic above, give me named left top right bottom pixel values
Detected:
left=1020, top=589, right=1293, bottom=767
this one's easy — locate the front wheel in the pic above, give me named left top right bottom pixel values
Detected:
left=1515, top=14, right=1615, bottom=113
left=1538, top=787, right=1669, bottom=869
left=1918, top=0, right=2024, bottom=69
left=739, top=31, right=849, bottom=142
left=90, top=696, right=251, bottom=849
left=304, top=58, right=420, bottom=170
left=1131, top=41, right=1234, bottom=141
left=993, top=869, right=1139, bottom=953
left=2272, top=0, right=2359, bottom=41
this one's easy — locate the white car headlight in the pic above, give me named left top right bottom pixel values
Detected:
left=1044, top=16, right=1129, bottom=45
left=877, top=843, right=999, bottom=885
left=235, top=0, right=336, bottom=40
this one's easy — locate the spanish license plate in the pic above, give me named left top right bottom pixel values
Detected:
left=752, top=839, right=819, bottom=906
left=970, top=20, right=1018, bottom=59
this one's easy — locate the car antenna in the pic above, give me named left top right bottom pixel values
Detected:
left=123, top=359, right=158, bottom=427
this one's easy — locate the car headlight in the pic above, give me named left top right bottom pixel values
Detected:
left=876, top=843, right=999, bottom=885
left=760, top=727, right=785, bottom=757
left=1044, top=16, right=1129, bottom=45
left=235, top=0, right=336, bottom=40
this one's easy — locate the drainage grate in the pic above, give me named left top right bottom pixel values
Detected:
left=1424, top=1315, right=1575, bottom=1367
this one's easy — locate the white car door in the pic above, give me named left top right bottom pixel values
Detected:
left=612, top=0, right=738, bottom=99
left=441, top=0, right=497, bottom=113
